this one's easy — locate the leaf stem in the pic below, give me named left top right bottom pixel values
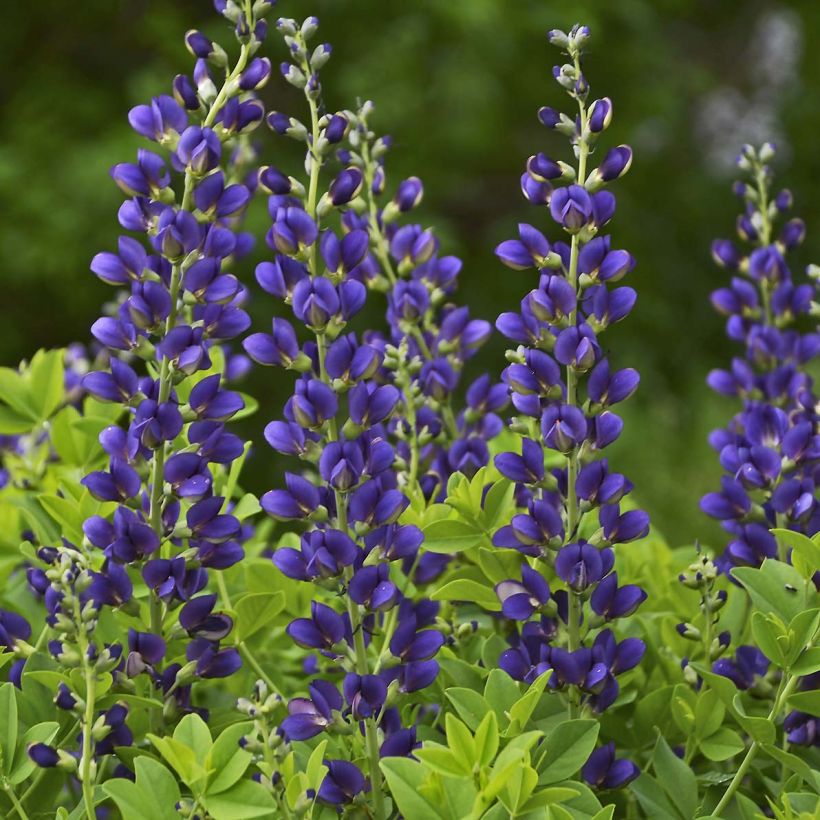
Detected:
left=712, top=671, right=800, bottom=815
left=4, top=784, right=30, bottom=820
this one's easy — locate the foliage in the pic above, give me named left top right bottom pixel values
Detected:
left=0, top=3, right=816, bottom=820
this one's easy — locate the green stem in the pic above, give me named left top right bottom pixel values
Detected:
left=142, top=33, right=254, bottom=732
left=4, top=784, right=30, bottom=820
left=215, top=569, right=281, bottom=696
left=301, top=87, right=385, bottom=820
left=563, top=76, right=589, bottom=719
left=345, top=577, right=387, bottom=820
left=360, top=138, right=398, bottom=287
left=80, top=661, right=97, bottom=819
left=712, top=672, right=800, bottom=815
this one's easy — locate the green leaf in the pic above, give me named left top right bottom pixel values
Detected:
left=732, top=560, right=809, bottom=623
left=760, top=743, right=818, bottom=787
left=306, top=738, right=328, bottom=792
left=631, top=773, right=681, bottom=820
left=231, top=393, right=259, bottom=422
left=439, top=657, right=485, bottom=691
left=415, top=743, right=472, bottom=777
left=731, top=695, right=776, bottom=745
left=694, top=689, right=725, bottom=740
left=537, top=720, right=599, bottom=785
left=751, top=610, right=788, bottom=668
left=380, top=757, right=444, bottom=818
left=634, top=684, right=677, bottom=743
left=477, top=547, right=522, bottom=585
left=37, top=494, right=85, bottom=541
left=484, top=669, right=520, bottom=724
left=29, top=349, right=65, bottom=419
left=519, top=786, right=581, bottom=812
left=791, top=647, right=820, bottom=677
left=0, top=406, right=35, bottom=434
left=498, top=764, right=538, bottom=814
left=174, top=713, right=212, bottom=762
left=652, top=733, right=698, bottom=820
left=206, top=722, right=252, bottom=795
left=771, top=528, right=820, bottom=581
left=422, top=518, right=487, bottom=554
left=103, top=757, right=180, bottom=820
left=201, top=779, right=276, bottom=819
left=148, top=734, right=205, bottom=791
left=474, top=710, right=499, bottom=767
left=788, top=689, right=820, bottom=718
left=508, top=671, right=550, bottom=733
left=0, top=682, right=18, bottom=774
left=8, top=721, right=59, bottom=784
left=0, top=367, right=34, bottom=419
left=445, top=713, right=476, bottom=767
left=445, top=687, right=491, bottom=731
left=785, top=609, right=820, bottom=669
left=234, top=591, right=286, bottom=642
left=231, top=493, right=261, bottom=522
left=699, top=727, right=744, bottom=762
left=431, top=579, right=500, bottom=610
left=481, top=478, right=515, bottom=529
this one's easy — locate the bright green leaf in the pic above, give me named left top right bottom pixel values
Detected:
left=537, top=720, right=599, bottom=785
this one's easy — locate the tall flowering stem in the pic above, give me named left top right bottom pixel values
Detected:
left=702, top=142, right=819, bottom=569
left=340, top=102, right=502, bottom=506
left=698, top=143, right=819, bottom=814
left=25, top=1, right=275, bottom=810
left=247, top=15, right=444, bottom=817
left=492, top=24, right=648, bottom=789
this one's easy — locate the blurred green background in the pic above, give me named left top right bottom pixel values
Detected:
left=3, top=0, right=819, bottom=548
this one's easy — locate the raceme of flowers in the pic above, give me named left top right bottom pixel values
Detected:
left=491, top=24, right=647, bottom=787
left=242, top=15, right=448, bottom=817
left=702, top=143, right=819, bottom=571
left=0, top=5, right=815, bottom=820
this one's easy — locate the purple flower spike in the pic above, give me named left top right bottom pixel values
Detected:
left=703, top=144, right=818, bottom=571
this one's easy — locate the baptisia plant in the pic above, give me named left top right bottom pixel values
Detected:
left=243, top=15, right=445, bottom=819
left=298, top=100, right=506, bottom=594
left=339, top=102, right=503, bottom=504
left=669, top=145, right=820, bottom=818
left=702, top=142, right=819, bottom=569
left=20, top=0, right=279, bottom=816
left=491, top=24, right=648, bottom=787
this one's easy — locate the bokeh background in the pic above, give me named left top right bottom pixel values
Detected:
left=3, top=0, right=819, bottom=548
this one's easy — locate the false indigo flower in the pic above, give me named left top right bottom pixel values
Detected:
left=490, top=27, right=648, bottom=774
left=29, top=1, right=278, bottom=794
left=702, top=144, right=819, bottom=572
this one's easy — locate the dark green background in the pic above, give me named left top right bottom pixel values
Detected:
left=3, top=0, right=819, bottom=547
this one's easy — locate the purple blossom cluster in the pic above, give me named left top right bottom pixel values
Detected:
left=246, top=16, right=444, bottom=814
left=701, top=143, right=819, bottom=752
left=335, top=102, right=504, bottom=506
left=491, top=25, right=647, bottom=789
left=701, top=143, right=819, bottom=571
left=23, top=0, right=276, bottom=801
